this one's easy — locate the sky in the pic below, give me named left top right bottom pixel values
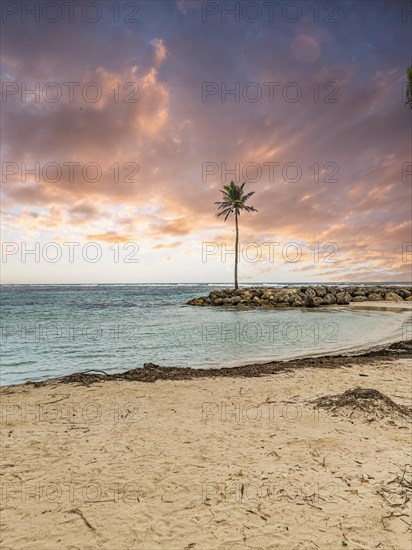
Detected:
left=1, top=0, right=411, bottom=284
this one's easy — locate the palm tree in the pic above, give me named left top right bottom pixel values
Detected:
left=215, top=181, right=257, bottom=289
left=406, top=66, right=412, bottom=109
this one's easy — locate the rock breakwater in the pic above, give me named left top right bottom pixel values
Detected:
left=187, top=285, right=412, bottom=308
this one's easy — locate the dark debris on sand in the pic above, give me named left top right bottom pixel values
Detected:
left=13, top=339, right=412, bottom=389
left=311, top=387, right=412, bottom=420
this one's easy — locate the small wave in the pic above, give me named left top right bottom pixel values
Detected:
left=1, top=360, right=37, bottom=367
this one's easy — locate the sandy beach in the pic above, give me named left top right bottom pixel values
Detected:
left=1, top=349, right=411, bottom=549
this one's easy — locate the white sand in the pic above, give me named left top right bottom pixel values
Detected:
left=1, top=358, right=411, bottom=549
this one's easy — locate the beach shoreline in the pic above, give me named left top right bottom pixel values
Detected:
left=2, top=339, right=410, bottom=390
left=1, top=350, right=411, bottom=549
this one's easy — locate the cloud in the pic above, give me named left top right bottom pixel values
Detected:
left=1, top=1, right=411, bottom=282
left=152, top=241, right=182, bottom=249
left=86, top=232, right=133, bottom=243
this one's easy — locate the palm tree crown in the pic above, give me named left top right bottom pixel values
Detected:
left=406, top=66, right=412, bottom=109
left=215, top=181, right=257, bottom=220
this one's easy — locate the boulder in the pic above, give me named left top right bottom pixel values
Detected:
left=188, top=298, right=204, bottom=305
left=323, top=293, right=337, bottom=305
left=305, top=289, right=317, bottom=298
left=384, top=292, right=403, bottom=302
left=315, top=286, right=327, bottom=297
left=367, top=293, right=383, bottom=301
left=352, top=296, right=367, bottom=302
left=353, top=290, right=365, bottom=297
left=312, top=297, right=325, bottom=307
left=214, top=298, right=223, bottom=305
left=405, top=296, right=412, bottom=302
left=367, top=287, right=384, bottom=296
left=274, top=291, right=289, bottom=303
left=336, top=291, right=351, bottom=304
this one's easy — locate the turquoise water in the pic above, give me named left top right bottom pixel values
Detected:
left=1, top=284, right=410, bottom=386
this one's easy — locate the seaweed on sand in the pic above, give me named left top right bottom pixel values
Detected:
left=311, top=387, right=412, bottom=423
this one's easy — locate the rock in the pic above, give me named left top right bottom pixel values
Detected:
left=312, top=297, right=325, bottom=306
left=353, top=290, right=365, bottom=297
left=336, top=292, right=351, bottom=304
left=214, top=298, right=223, bottom=305
left=384, top=292, right=403, bottom=302
left=305, top=289, right=316, bottom=298
left=274, top=291, right=289, bottom=303
left=291, top=300, right=303, bottom=307
left=352, top=296, right=367, bottom=302
left=315, top=286, right=327, bottom=297
left=323, top=293, right=337, bottom=305
left=223, top=297, right=234, bottom=305
left=397, top=289, right=411, bottom=299
left=406, top=296, right=412, bottom=302
left=188, top=298, right=204, bottom=305
left=232, top=296, right=242, bottom=304
left=367, top=293, right=383, bottom=301
left=367, top=287, right=384, bottom=296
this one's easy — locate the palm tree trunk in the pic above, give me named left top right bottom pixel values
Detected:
left=234, top=209, right=239, bottom=289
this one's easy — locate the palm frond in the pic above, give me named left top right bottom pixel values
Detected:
left=215, top=181, right=257, bottom=221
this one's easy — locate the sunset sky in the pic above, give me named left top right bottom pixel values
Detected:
left=1, top=0, right=411, bottom=284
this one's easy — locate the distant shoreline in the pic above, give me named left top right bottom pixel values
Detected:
left=1, top=281, right=412, bottom=286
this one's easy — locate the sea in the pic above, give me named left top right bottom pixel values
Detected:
left=1, top=283, right=411, bottom=386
